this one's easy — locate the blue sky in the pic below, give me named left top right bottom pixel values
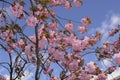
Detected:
left=54, top=0, right=120, bottom=25
left=0, top=0, right=120, bottom=80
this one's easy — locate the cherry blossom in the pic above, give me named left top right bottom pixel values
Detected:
left=64, top=1, right=71, bottom=9
left=87, top=61, right=96, bottom=73
left=109, top=29, right=115, bottom=36
left=43, top=68, right=52, bottom=74
left=0, top=13, right=2, bottom=18
left=78, top=26, right=86, bottom=34
left=80, top=70, right=92, bottom=80
left=109, top=26, right=120, bottom=36
left=0, top=0, right=119, bottom=80
left=50, top=77, right=59, bottom=80
left=39, top=36, right=47, bottom=49
left=53, top=52, right=64, bottom=61
left=114, top=54, right=120, bottom=65
left=65, top=22, right=74, bottom=32
left=72, top=39, right=82, bottom=52
left=26, top=16, right=38, bottom=27
left=18, top=39, right=25, bottom=47
left=0, top=75, right=6, bottom=80
left=51, top=0, right=60, bottom=6
left=24, top=45, right=31, bottom=54
left=69, top=60, right=79, bottom=71
left=97, top=73, right=107, bottom=80
left=48, top=21, right=58, bottom=31
left=74, top=0, right=82, bottom=7
left=81, top=17, right=92, bottom=27
left=10, top=2, right=24, bottom=19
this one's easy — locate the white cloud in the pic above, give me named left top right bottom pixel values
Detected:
left=107, top=67, right=120, bottom=80
left=4, top=70, right=33, bottom=80
left=98, top=13, right=120, bottom=33
left=20, top=70, right=33, bottom=80
left=4, top=75, right=10, bottom=80
left=90, top=67, right=120, bottom=80
left=90, top=13, right=120, bottom=80
left=98, top=13, right=120, bottom=80
left=101, top=59, right=112, bottom=69
left=89, top=13, right=120, bottom=45
left=97, top=13, right=120, bottom=44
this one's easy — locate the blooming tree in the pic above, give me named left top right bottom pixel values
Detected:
left=0, top=0, right=119, bottom=80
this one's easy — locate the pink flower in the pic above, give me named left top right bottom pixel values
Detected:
left=51, top=0, right=60, bottom=6
left=72, top=39, right=82, bottom=52
left=81, top=17, right=91, bottom=27
left=81, top=36, right=90, bottom=48
left=51, top=0, right=66, bottom=6
left=112, top=39, right=120, bottom=53
left=61, top=53, right=73, bottom=67
left=74, top=0, right=82, bottom=7
left=48, top=47, right=56, bottom=55
left=114, top=54, right=120, bottom=65
left=0, top=75, right=6, bottom=80
left=10, top=2, right=24, bottom=19
left=78, top=26, right=86, bottom=34
left=64, top=1, right=71, bottom=9
left=0, top=33, right=2, bottom=38
left=60, top=0, right=66, bottom=4
left=108, top=66, right=116, bottom=73
left=50, top=31, right=55, bottom=38
left=37, top=4, right=42, bottom=10
left=40, top=8, right=49, bottom=18
left=97, top=73, right=107, bottom=80
left=69, top=60, right=79, bottom=71
left=29, top=35, right=36, bottom=43
left=44, top=68, right=52, bottom=74
left=64, top=34, right=76, bottom=44
left=12, top=43, right=17, bottom=48
left=0, top=13, right=2, bottom=18
left=102, top=44, right=110, bottom=51
left=50, top=77, right=59, bottom=80
left=87, top=61, right=96, bottom=73
left=18, top=39, right=25, bottom=47
left=3, top=30, right=13, bottom=37
left=7, top=48, right=13, bottom=54
left=67, top=73, right=76, bottom=80
left=103, top=44, right=107, bottom=49
left=48, top=21, right=58, bottom=31
left=35, top=11, right=40, bottom=16
left=26, top=16, right=38, bottom=27
left=24, top=45, right=31, bottom=54
left=39, top=36, right=47, bottom=49
left=109, top=29, right=115, bottom=36
left=65, top=22, right=74, bottom=32
left=80, top=70, right=91, bottom=80
left=109, top=26, right=120, bottom=36
left=53, top=51, right=64, bottom=61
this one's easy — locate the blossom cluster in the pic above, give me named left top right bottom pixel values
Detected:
left=10, top=2, right=24, bottom=19
left=0, top=75, right=6, bottom=80
left=109, top=25, right=120, bottom=36
left=78, top=17, right=92, bottom=34
left=0, top=0, right=119, bottom=80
